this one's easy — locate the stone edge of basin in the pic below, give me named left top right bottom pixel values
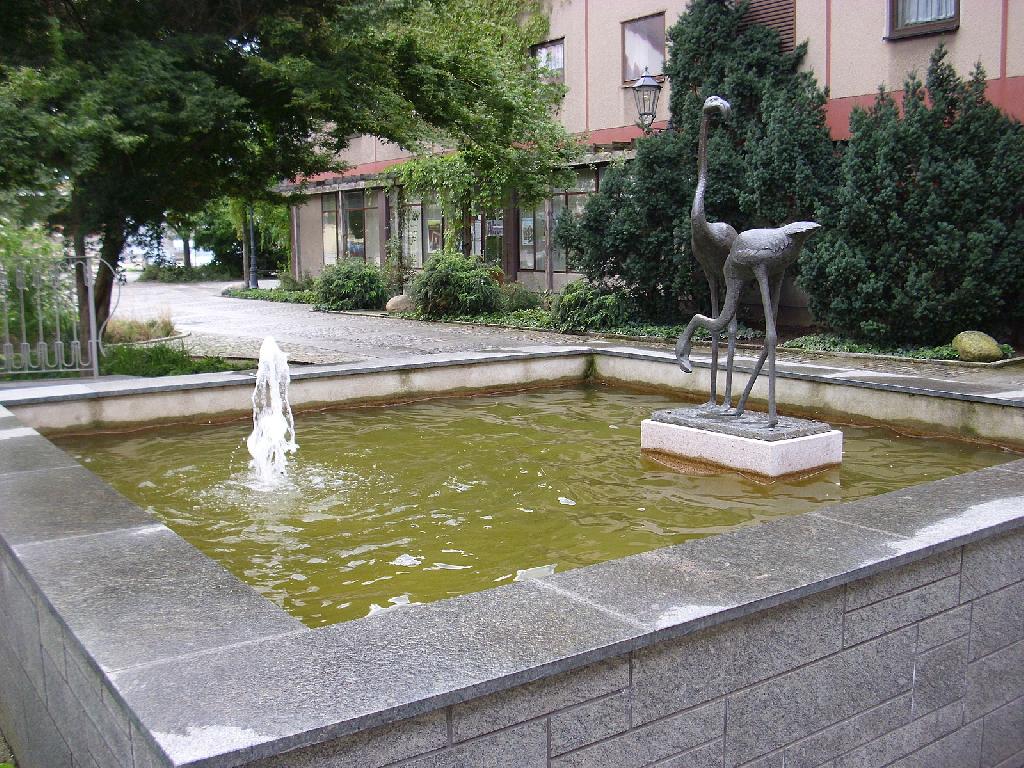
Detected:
left=1, top=346, right=1022, bottom=412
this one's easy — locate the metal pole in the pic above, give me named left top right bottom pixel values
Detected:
left=86, top=258, right=100, bottom=377
left=544, top=197, right=554, bottom=293
left=248, top=206, right=259, bottom=289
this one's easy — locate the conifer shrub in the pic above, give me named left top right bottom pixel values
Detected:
left=800, top=47, right=1024, bottom=345
left=313, top=260, right=389, bottom=311
left=412, top=250, right=502, bottom=318
left=556, top=0, right=836, bottom=321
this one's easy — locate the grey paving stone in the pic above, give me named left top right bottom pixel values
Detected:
left=843, top=575, right=959, bottom=647
left=961, top=529, right=1024, bottom=602
left=38, top=598, right=67, bottom=678
left=724, top=626, right=916, bottom=767
left=845, top=550, right=961, bottom=611
left=110, top=580, right=639, bottom=768
left=657, top=738, right=724, bottom=768
left=912, top=637, right=968, bottom=717
left=551, top=700, right=725, bottom=768
left=549, top=691, right=630, bottom=757
left=245, top=710, right=447, bottom=768
left=452, top=658, right=627, bottom=742
left=830, top=702, right=963, bottom=768
left=400, top=720, right=547, bottom=768
left=15, top=525, right=305, bottom=672
left=814, top=466, right=1024, bottom=551
left=0, top=637, right=73, bottom=768
left=0, top=464, right=155, bottom=545
left=982, top=697, right=1024, bottom=768
left=886, top=720, right=983, bottom=768
left=63, top=644, right=132, bottom=763
left=782, top=694, right=913, bottom=768
left=130, top=721, right=170, bottom=768
left=994, top=750, right=1024, bottom=768
left=965, top=639, right=1024, bottom=721
left=969, top=580, right=1024, bottom=660
left=918, top=605, right=973, bottom=652
left=0, top=432, right=78, bottom=476
left=632, top=589, right=843, bottom=725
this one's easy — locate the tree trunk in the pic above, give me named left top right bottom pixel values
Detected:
left=241, top=211, right=250, bottom=284
left=93, top=221, right=127, bottom=336
left=182, top=231, right=192, bottom=269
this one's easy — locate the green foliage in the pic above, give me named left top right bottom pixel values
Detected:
left=412, top=250, right=502, bottom=318
left=552, top=281, right=634, bottom=333
left=0, top=219, right=75, bottom=343
left=313, top=261, right=389, bottom=311
left=800, top=47, right=1024, bottom=346
left=139, top=263, right=237, bottom=282
left=223, top=287, right=316, bottom=304
left=277, top=273, right=316, bottom=292
left=780, top=333, right=1014, bottom=361
left=382, top=236, right=412, bottom=296
left=103, top=315, right=175, bottom=344
left=100, top=344, right=250, bottom=376
left=500, top=283, right=544, bottom=311
left=557, top=0, right=836, bottom=321
left=394, top=0, right=580, bottom=237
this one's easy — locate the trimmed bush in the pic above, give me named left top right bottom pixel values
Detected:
left=800, top=47, right=1024, bottom=346
left=412, top=250, right=502, bottom=318
left=138, top=263, right=237, bottom=282
left=552, top=280, right=634, bottom=333
left=500, top=283, right=543, bottom=312
left=313, top=260, right=389, bottom=311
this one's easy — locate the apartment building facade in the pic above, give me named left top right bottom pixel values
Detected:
left=285, top=0, right=1023, bottom=292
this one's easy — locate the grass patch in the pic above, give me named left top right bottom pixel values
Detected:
left=222, top=287, right=316, bottom=304
left=103, top=314, right=176, bottom=344
left=781, top=333, right=1015, bottom=360
left=100, top=344, right=251, bottom=376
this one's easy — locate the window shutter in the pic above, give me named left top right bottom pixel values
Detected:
left=740, top=0, right=796, bottom=53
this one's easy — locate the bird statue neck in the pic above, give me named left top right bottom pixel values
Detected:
left=693, top=112, right=710, bottom=223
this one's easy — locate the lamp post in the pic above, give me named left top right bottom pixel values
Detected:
left=632, top=67, right=662, bottom=134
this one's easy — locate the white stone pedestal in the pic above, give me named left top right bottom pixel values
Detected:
left=641, top=407, right=843, bottom=478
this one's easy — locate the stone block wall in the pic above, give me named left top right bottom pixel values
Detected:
left=253, top=529, right=1024, bottom=768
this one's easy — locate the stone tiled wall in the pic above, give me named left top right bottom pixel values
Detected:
left=252, top=530, right=1024, bottom=768
left=0, top=547, right=163, bottom=768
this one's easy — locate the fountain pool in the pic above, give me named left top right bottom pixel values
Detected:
left=53, top=384, right=1017, bottom=626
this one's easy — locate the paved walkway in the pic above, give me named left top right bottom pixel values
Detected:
left=108, top=280, right=1024, bottom=395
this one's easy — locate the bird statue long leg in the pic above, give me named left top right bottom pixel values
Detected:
left=706, top=273, right=720, bottom=408
left=734, top=271, right=785, bottom=425
left=676, top=276, right=744, bottom=375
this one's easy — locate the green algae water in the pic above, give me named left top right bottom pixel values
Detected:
left=54, top=386, right=1016, bottom=627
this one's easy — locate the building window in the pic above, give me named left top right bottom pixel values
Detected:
left=622, top=13, right=665, bottom=83
left=342, top=190, right=380, bottom=264
left=519, top=168, right=597, bottom=273
left=401, top=196, right=445, bottom=269
left=888, top=0, right=958, bottom=39
left=532, top=39, right=564, bottom=82
left=322, top=194, right=338, bottom=265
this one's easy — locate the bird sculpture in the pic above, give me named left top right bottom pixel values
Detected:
left=675, top=221, right=821, bottom=427
left=690, top=95, right=738, bottom=409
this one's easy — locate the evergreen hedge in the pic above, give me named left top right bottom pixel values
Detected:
left=799, top=47, right=1024, bottom=345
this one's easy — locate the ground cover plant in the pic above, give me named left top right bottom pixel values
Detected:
left=138, top=263, right=237, bottom=282
left=223, top=286, right=317, bottom=304
left=781, top=333, right=1015, bottom=361
left=100, top=344, right=250, bottom=376
left=799, top=47, right=1024, bottom=346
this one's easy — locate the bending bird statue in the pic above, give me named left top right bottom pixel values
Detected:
left=675, top=221, right=821, bottom=427
left=690, top=95, right=738, bottom=409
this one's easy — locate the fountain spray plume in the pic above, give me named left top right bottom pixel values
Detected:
left=247, top=337, right=298, bottom=487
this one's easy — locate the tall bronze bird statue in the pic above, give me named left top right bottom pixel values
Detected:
left=690, top=95, right=737, bottom=408
left=676, top=221, right=821, bottom=427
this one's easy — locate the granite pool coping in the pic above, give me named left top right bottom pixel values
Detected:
left=2, top=355, right=1024, bottom=766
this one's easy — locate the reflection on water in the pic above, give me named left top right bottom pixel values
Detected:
left=55, top=386, right=1017, bottom=627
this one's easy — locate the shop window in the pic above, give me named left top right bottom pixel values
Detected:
left=322, top=194, right=338, bottom=265
left=623, top=13, right=665, bottom=82
left=343, top=190, right=380, bottom=264
left=519, top=168, right=597, bottom=273
left=888, top=0, right=958, bottom=39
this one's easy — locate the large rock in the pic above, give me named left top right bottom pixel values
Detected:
left=952, top=330, right=1003, bottom=362
left=385, top=293, right=415, bottom=313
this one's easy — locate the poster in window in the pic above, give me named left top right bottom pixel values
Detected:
left=520, top=217, right=534, bottom=248
left=426, top=218, right=443, bottom=253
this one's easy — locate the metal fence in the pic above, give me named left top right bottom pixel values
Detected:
left=0, top=257, right=114, bottom=378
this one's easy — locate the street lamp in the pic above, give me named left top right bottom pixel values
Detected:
left=632, top=67, right=662, bottom=134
